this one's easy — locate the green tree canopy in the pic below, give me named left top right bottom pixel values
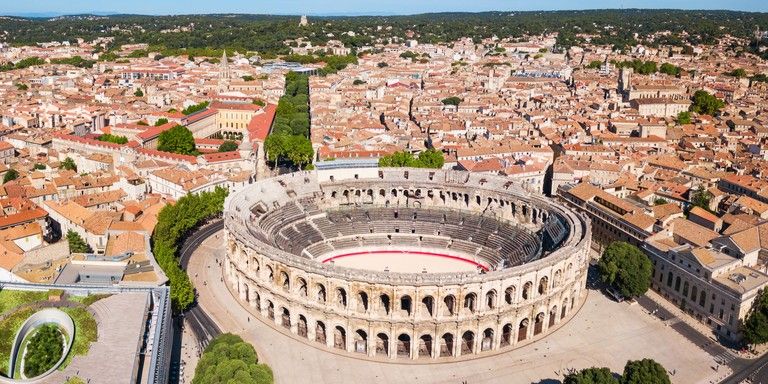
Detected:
left=564, top=367, right=619, bottom=384
left=726, top=68, right=747, bottom=78
left=379, top=149, right=445, bottom=169
left=97, top=133, right=129, bottom=144
left=441, top=96, right=463, bottom=106
left=182, top=101, right=210, bottom=115
left=61, top=157, right=77, bottom=171
left=597, top=241, right=652, bottom=298
left=689, top=185, right=713, bottom=212
left=659, top=63, right=681, bottom=76
left=67, top=229, right=92, bottom=254
left=158, top=125, right=198, bottom=155
left=155, top=118, right=169, bottom=126
left=744, top=289, right=768, bottom=344
left=218, top=140, right=239, bottom=152
left=3, top=169, right=19, bottom=184
left=586, top=60, right=603, bottom=69
left=621, top=359, right=671, bottom=384
left=23, top=324, right=64, bottom=378
left=689, top=90, right=724, bottom=116
left=192, top=333, right=273, bottom=384
left=134, top=88, right=144, bottom=97
left=676, top=111, right=691, bottom=125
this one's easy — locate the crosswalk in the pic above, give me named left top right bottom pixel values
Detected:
left=714, top=351, right=738, bottom=365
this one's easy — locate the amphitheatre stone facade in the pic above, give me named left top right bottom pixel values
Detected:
left=224, top=168, right=591, bottom=361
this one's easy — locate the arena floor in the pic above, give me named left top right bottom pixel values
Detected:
left=317, top=248, right=487, bottom=273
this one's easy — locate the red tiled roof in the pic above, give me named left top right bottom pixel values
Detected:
left=201, top=151, right=242, bottom=163
left=53, top=134, right=123, bottom=150
left=135, top=147, right=197, bottom=164
left=137, top=122, right=176, bottom=141
left=247, top=104, right=276, bottom=142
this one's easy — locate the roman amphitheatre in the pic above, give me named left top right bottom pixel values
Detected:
left=223, top=168, right=591, bottom=360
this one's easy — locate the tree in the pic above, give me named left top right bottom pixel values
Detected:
left=182, top=101, right=210, bottom=115
left=192, top=333, right=273, bottom=384
left=744, top=289, right=768, bottom=344
left=61, top=157, right=77, bottom=171
left=3, top=169, right=19, bottom=184
left=726, top=68, right=747, bottom=78
left=586, top=60, right=602, bottom=69
left=158, top=125, right=197, bottom=155
left=252, top=98, right=265, bottom=106
left=597, top=241, right=652, bottom=298
left=689, top=185, right=713, bottom=212
left=33, top=163, right=46, bottom=170
left=241, top=75, right=255, bottom=81
left=689, top=90, right=724, bottom=116
left=377, top=62, right=388, bottom=68
left=23, top=324, right=64, bottom=378
left=441, top=96, right=463, bottom=107
left=218, top=140, right=239, bottom=152
left=653, top=198, right=668, bottom=206
left=564, top=367, right=619, bottom=384
left=417, top=148, right=445, bottom=169
left=659, top=63, right=680, bottom=76
left=134, top=88, right=144, bottom=97
left=676, top=111, right=691, bottom=125
left=15, top=83, right=28, bottom=91
left=621, top=359, right=671, bottom=384
left=353, top=79, right=367, bottom=85
left=379, top=149, right=444, bottom=169
left=67, top=229, right=92, bottom=254
left=155, top=118, right=169, bottom=126
left=97, top=133, right=129, bottom=144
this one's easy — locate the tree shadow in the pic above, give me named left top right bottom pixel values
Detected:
left=534, top=380, right=562, bottom=384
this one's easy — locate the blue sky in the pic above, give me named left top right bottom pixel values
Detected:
left=3, top=0, right=767, bottom=16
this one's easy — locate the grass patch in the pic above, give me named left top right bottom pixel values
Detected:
left=23, top=324, right=64, bottom=378
left=68, top=294, right=112, bottom=307
left=0, top=290, right=48, bottom=314
left=0, top=307, right=35, bottom=377
left=58, top=307, right=97, bottom=370
left=65, top=377, right=85, bottom=384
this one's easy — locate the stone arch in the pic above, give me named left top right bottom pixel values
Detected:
left=421, top=295, right=435, bottom=317
left=316, top=321, right=327, bottom=344
left=481, top=328, right=494, bottom=351
left=504, top=286, right=516, bottom=305
left=485, top=289, right=497, bottom=310
left=400, top=295, right=413, bottom=316
left=333, top=326, right=347, bottom=350
left=461, top=331, right=474, bottom=355
left=316, top=284, right=327, bottom=303
left=501, top=323, right=513, bottom=347
left=280, top=307, right=291, bottom=329
left=297, top=277, right=308, bottom=297
left=376, top=333, right=389, bottom=357
left=396, top=334, right=411, bottom=358
left=357, top=291, right=369, bottom=313
left=464, top=292, right=477, bottom=313
left=549, top=306, right=558, bottom=327
left=561, top=298, right=568, bottom=319
left=280, top=271, right=290, bottom=291
left=266, top=300, right=275, bottom=320
left=298, top=315, right=308, bottom=338
left=554, top=269, right=562, bottom=287
left=538, top=276, right=549, bottom=295
left=336, top=288, right=347, bottom=308
left=440, top=333, right=454, bottom=357
left=534, top=312, right=546, bottom=335
left=379, top=294, right=391, bottom=315
left=522, top=281, right=533, bottom=300
left=418, top=334, right=433, bottom=358
left=443, top=294, right=456, bottom=316
left=265, top=265, right=274, bottom=282
left=518, top=319, right=529, bottom=341
left=354, top=330, right=368, bottom=354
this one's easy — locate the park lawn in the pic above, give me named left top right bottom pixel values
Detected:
left=0, top=307, right=35, bottom=377
left=67, top=294, right=112, bottom=307
left=58, top=307, right=97, bottom=370
left=0, top=290, right=48, bottom=314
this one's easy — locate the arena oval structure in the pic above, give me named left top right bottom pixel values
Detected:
left=224, top=168, right=591, bottom=361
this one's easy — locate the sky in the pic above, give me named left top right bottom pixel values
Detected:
left=3, top=0, right=767, bottom=16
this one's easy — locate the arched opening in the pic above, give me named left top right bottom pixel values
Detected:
left=504, top=286, right=516, bottom=305
left=518, top=319, right=529, bottom=341
left=561, top=298, right=568, bottom=319
left=252, top=292, right=261, bottom=311
left=418, top=334, right=433, bottom=358
left=315, top=321, right=326, bottom=344
left=400, top=295, right=412, bottom=316
left=336, top=288, right=347, bottom=308
left=298, top=315, right=308, bottom=338
left=549, top=306, right=558, bottom=327
left=380, top=294, right=391, bottom=315
left=334, top=326, right=347, bottom=350
left=265, top=265, right=274, bottom=282
left=297, top=278, right=307, bottom=297
left=267, top=300, right=275, bottom=320
left=443, top=295, right=456, bottom=316
left=354, top=330, right=368, bottom=354
left=534, top=312, right=545, bottom=335
left=538, top=276, right=549, bottom=295
left=522, top=282, right=533, bottom=300
left=358, top=291, right=369, bottom=313
left=485, top=290, right=497, bottom=310
left=501, top=323, right=513, bottom=347
left=440, top=333, right=454, bottom=357
left=461, top=331, right=474, bottom=355
left=554, top=269, right=563, bottom=287
left=481, top=328, right=494, bottom=351
left=421, top=296, right=434, bottom=317
left=463, top=293, right=477, bottom=313
left=281, top=307, right=291, bottom=329
left=280, top=271, right=290, bottom=291
left=317, top=284, right=327, bottom=303
left=376, top=333, right=389, bottom=357
left=397, top=334, right=411, bottom=358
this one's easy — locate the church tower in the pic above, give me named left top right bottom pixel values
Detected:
left=219, top=51, right=231, bottom=80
